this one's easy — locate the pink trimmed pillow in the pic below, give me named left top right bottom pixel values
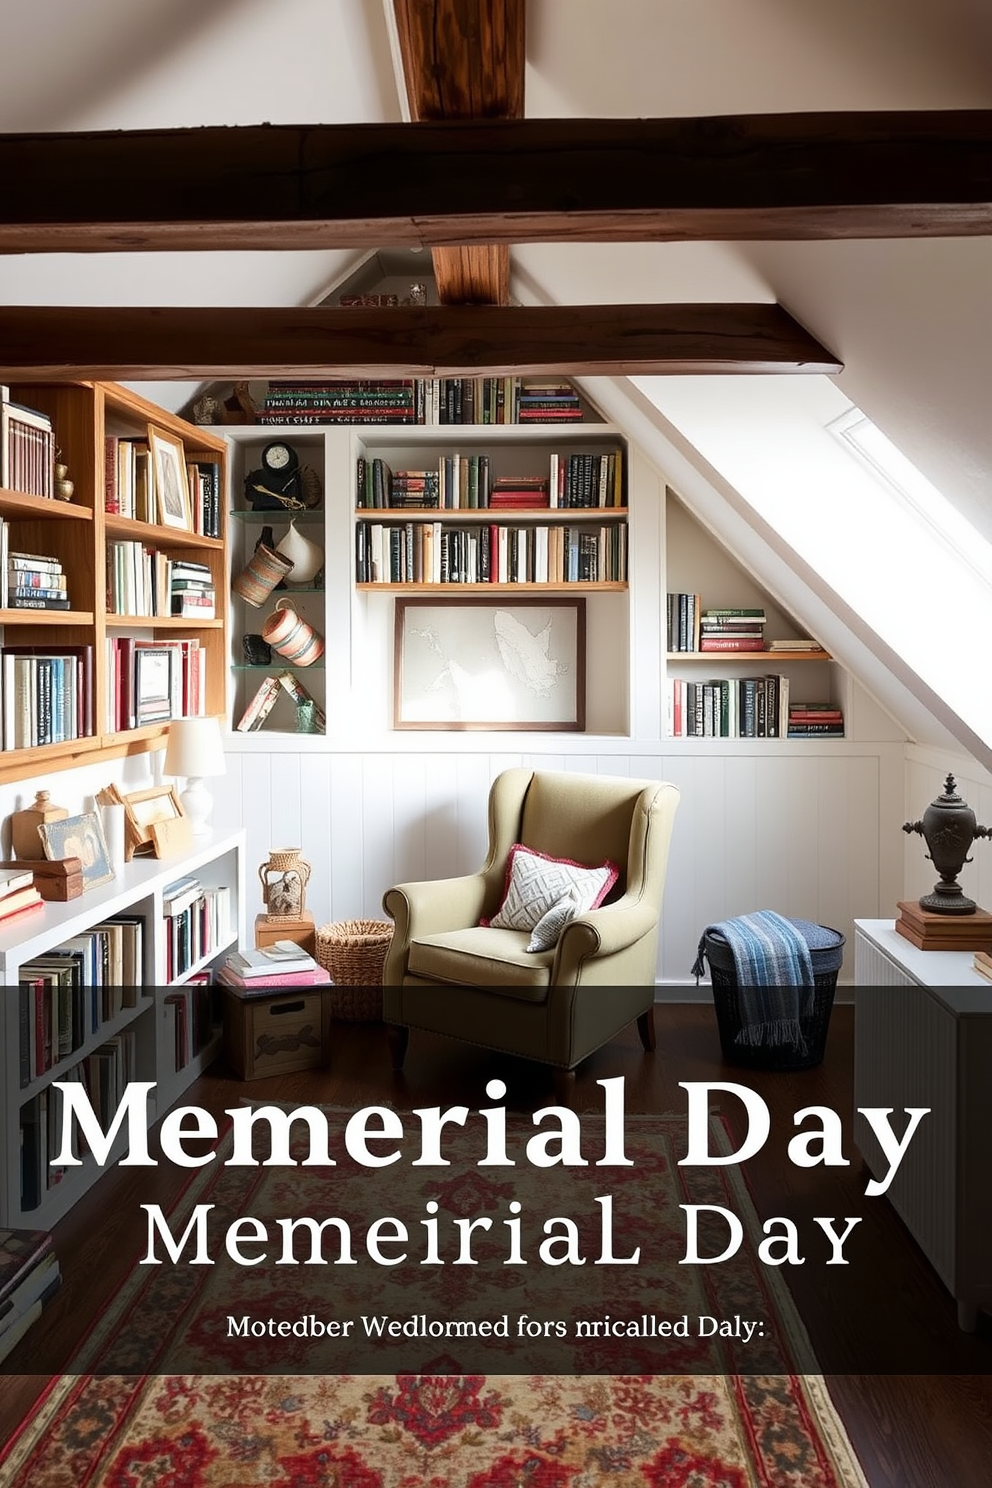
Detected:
left=485, top=843, right=619, bottom=933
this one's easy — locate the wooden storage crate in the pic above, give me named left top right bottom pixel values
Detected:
left=223, top=987, right=329, bottom=1079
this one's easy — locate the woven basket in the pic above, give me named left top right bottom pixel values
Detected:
left=316, top=918, right=393, bottom=1021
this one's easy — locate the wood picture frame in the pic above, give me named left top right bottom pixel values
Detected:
left=148, top=424, right=191, bottom=531
left=121, top=784, right=190, bottom=858
left=38, top=809, right=115, bottom=890
left=394, top=596, right=586, bottom=731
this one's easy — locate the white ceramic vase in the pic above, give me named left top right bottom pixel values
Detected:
left=276, top=520, right=323, bottom=584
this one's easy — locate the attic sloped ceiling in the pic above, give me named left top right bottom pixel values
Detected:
left=0, top=0, right=990, bottom=759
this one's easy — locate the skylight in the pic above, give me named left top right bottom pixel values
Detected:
left=829, top=406, right=992, bottom=585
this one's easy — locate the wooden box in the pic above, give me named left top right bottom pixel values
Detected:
left=223, top=987, right=329, bottom=1080
left=254, top=911, right=316, bottom=956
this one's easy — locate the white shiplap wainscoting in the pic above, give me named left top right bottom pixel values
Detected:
left=212, top=738, right=908, bottom=996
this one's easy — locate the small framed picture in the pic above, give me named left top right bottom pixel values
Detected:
left=39, top=810, right=115, bottom=890
left=148, top=425, right=191, bottom=531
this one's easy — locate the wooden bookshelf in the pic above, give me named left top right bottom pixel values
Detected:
left=0, top=382, right=228, bottom=784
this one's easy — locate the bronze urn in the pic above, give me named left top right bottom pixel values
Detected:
left=903, top=774, right=990, bottom=914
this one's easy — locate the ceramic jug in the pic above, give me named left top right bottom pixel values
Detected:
left=276, top=520, right=324, bottom=584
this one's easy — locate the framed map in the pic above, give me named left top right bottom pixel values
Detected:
left=394, top=597, right=585, bottom=731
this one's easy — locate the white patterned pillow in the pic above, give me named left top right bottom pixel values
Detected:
left=486, top=843, right=619, bottom=932
left=526, top=888, right=582, bottom=952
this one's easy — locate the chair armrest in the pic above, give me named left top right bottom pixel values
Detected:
left=552, top=897, right=657, bottom=981
left=383, top=874, right=489, bottom=983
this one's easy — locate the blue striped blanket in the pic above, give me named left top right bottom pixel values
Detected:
left=692, top=910, right=815, bottom=1051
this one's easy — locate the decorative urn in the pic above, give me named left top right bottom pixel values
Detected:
left=903, top=774, right=991, bottom=914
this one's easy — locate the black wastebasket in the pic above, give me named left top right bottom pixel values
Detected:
left=702, top=917, right=845, bottom=1071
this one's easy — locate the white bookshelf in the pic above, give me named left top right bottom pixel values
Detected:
left=0, top=828, right=245, bottom=1229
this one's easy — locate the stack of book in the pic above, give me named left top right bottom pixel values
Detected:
left=488, top=475, right=550, bottom=510
left=787, top=703, right=845, bottom=737
left=516, top=380, right=584, bottom=422
left=0, top=1227, right=61, bottom=1365
left=171, top=558, right=215, bottom=619
left=188, top=461, right=221, bottom=538
left=697, top=608, right=767, bottom=653
left=6, top=546, right=70, bottom=611
left=767, top=638, right=827, bottom=653
left=262, top=380, right=419, bottom=425
left=217, top=942, right=332, bottom=995
left=896, top=899, right=992, bottom=952
left=0, top=865, right=44, bottom=931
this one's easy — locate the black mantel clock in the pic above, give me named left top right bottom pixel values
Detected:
left=243, top=441, right=305, bottom=511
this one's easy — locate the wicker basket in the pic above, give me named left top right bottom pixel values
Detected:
left=703, top=919, right=845, bottom=1072
left=316, top=918, right=393, bottom=1021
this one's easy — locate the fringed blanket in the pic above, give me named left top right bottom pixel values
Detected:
left=692, top=909, right=815, bottom=1051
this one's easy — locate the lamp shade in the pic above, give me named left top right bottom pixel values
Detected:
left=163, top=716, right=226, bottom=780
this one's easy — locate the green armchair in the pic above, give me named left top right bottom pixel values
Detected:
left=382, top=768, right=680, bottom=1091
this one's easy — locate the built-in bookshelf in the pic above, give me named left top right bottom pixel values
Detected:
left=664, top=493, right=849, bottom=742
left=0, top=830, right=245, bottom=1229
left=0, top=382, right=228, bottom=785
left=223, top=411, right=631, bottom=738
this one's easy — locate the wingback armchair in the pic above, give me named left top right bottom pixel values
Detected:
left=382, top=768, right=680, bottom=1088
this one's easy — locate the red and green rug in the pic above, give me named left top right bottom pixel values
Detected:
left=1, top=1110, right=869, bottom=1486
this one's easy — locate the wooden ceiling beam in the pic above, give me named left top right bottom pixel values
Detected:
left=0, top=303, right=841, bottom=381
left=392, top=0, right=524, bottom=305
left=1, top=113, right=990, bottom=252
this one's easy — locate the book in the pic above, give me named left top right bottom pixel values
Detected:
left=698, top=636, right=766, bottom=652
left=224, top=944, right=319, bottom=979
left=0, top=1227, right=52, bottom=1301
left=0, top=867, right=35, bottom=897
left=235, top=673, right=282, bottom=733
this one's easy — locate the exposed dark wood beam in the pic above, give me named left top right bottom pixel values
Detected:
left=0, top=303, right=841, bottom=380
left=1, top=113, right=990, bottom=253
left=392, top=0, right=524, bottom=305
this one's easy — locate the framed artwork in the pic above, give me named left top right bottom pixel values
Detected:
left=148, top=424, right=191, bottom=531
left=394, top=597, right=586, bottom=731
left=39, top=810, right=115, bottom=890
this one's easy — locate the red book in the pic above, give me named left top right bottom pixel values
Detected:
left=698, top=637, right=766, bottom=652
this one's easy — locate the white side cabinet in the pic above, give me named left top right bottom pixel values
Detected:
left=0, top=830, right=245, bottom=1229
left=853, top=919, right=992, bottom=1330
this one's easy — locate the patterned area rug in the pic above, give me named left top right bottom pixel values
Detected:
left=1, top=1110, right=869, bottom=1486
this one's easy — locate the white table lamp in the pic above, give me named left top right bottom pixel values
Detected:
left=163, top=716, right=226, bottom=835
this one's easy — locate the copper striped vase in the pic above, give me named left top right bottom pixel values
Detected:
left=261, top=599, right=324, bottom=666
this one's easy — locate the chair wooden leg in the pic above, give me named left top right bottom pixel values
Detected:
left=637, top=1006, right=657, bottom=1052
left=386, top=1023, right=409, bottom=1072
left=553, top=1067, right=577, bottom=1105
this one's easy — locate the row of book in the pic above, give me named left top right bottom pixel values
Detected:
left=105, top=635, right=206, bottom=732
left=356, top=519, right=628, bottom=586
left=20, top=1033, right=136, bottom=1208
left=106, top=543, right=215, bottom=619
left=161, top=875, right=231, bottom=982
left=235, top=669, right=325, bottom=733
left=0, top=389, right=55, bottom=500
left=357, top=452, right=623, bottom=514
left=0, top=524, right=72, bottom=611
left=19, top=934, right=145, bottom=1088
left=163, top=979, right=218, bottom=1072
left=667, top=597, right=768, bottom=654
left=262, top=378, right=587, bottom=427
left=0, top=1227, right=60, bottom=1366
left=2, top=645, right=94, bottom=750
left=104, top=437, right=221, bottom=537
left=668, top=675, right=845, bottom=738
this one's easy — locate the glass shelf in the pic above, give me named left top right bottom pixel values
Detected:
left=232, top=662, right=326, bottom=671
left=229, top=509, right=324, bottom=523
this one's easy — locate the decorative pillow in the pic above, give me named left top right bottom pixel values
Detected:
left=486, top=843, right=619, bottom=933
left=526, top=887, right=582, bottom=953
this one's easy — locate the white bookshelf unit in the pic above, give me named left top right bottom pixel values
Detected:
left=0, top=829, right=245, bottom=1229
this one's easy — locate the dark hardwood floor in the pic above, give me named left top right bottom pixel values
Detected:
left=3, top=1003, right=992, bottom=1486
